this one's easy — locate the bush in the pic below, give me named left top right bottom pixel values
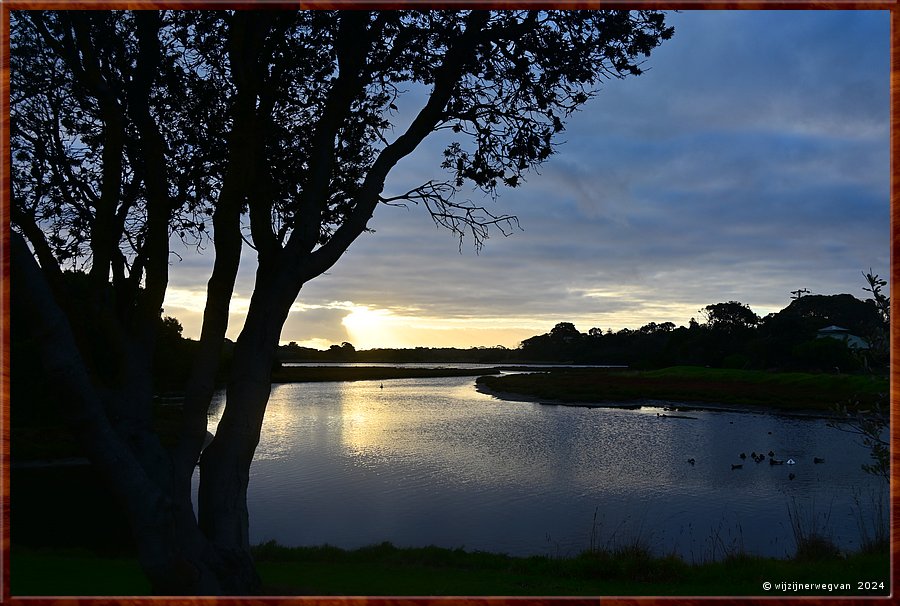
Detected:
left=790, top=338, right=861, bottom=373
left=722, top=353, right=750, bottom=369
left=794, top=534, right=842, bottom=562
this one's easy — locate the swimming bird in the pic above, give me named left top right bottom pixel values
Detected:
left=788, top=473, right=796, bottom=480
left=687, top=458, right=695, bottom=465
left=731, top=464, right=743, bottom=470
left=768, top=450, right=775, bottom=457
left=814, top=457, right=825, bottom=464
left=739, top=453, right=746, bottom=459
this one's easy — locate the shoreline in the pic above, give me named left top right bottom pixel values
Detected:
left=473, top=381, right=848, bottom=420
left=271, top=366, right=501, bottom=383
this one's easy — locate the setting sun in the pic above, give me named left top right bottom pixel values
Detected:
left=341, top=306, right=397, bottom=349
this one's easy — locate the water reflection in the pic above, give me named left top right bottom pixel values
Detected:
left=201, top=376, right=885, bottom=560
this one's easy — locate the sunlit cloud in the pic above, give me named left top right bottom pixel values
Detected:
left=339, top=304, right=555, bottom=349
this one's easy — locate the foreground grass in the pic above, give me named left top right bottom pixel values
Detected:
left=478, top=366, right=887, bottom=412
left=272, top=365, right=500, bottom=383
left=11, top=542, right=889, bottom=596
left=12, top=548, right=152, bottom=596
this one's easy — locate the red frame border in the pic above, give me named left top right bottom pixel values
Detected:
left=0, top=2, right=895, bottom=605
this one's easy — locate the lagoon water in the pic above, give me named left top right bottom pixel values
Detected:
left=198, top=370, right=885, bottom=561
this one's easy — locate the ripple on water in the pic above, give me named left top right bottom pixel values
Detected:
left=197, top=377, right=885, bottom=558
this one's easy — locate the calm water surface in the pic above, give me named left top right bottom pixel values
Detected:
left=198, top=373, right=885, bottom=561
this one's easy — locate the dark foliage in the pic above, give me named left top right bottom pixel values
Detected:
left=517, top=294, right=884, bottom=372
left=11, top=9, right=673, bottom=594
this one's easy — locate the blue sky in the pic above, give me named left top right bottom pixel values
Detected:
left=163, top=10, right=891, bottom=349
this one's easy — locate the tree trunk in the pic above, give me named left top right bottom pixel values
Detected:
left=196, top=269, right=299, bottom=592
left=197, top=317, right=283, bottom=538
left=12, top=232, right=265, bottom=595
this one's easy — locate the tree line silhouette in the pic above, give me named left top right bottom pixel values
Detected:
left=514, top=293, right=884, bottom=372
left=274, top=288, right=888, bottom=374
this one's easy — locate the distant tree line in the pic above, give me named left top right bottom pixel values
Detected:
left=279, top=341, right=512, bottom=364
left=16, top=276, right=883, bottom=426
left=274, top=289, right=887, bottom=374
left=516, top=293, right=886, bottom=372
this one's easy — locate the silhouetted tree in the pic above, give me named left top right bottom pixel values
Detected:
left=11, top=9, right=673, bottom=594
left=549, top=321, right=582, bottom=341
left=861, top=269, right=889, bottom=363
left=862, top=270, right=889, bottom=323
left=700, top=301, right=760, bottom=333
left=639, top=321, right=675, bottom=334
left=775, top=294, right=881, bottom=338
left=153, top=314, right=196, bottom=391
left=825, top=271, right=890, bottom=484
left=327, top=341, right=356, bottom=360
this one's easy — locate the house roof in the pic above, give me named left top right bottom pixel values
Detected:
left=815, top=325, right=870, bottom=349
left=817, top=325, right=849, bottom=333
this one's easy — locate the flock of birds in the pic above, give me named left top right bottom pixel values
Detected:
left=686, top=450, right=825, bottom=481
left=660, top=412, right=826, bottom=481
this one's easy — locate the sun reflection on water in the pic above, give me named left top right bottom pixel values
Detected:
left=201, top=374, right=884, bottom=558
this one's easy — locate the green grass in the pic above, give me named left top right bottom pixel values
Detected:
left=11, top=547, right=152, bottom=596
left=478, top=366, right=887, bottom=412
left=11, top=542, right=889, bottom=596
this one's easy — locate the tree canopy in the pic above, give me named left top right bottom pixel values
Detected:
left=11, top=9, right=673, bottom=595
left=700, top=300, right=760, bottom=333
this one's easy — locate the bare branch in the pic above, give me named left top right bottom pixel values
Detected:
left=380, top=180, right=521, bottom=252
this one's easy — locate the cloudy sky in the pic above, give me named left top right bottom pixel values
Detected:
left=163, top=10, right=891, bottom=350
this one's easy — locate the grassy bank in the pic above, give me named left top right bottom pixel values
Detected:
left=477, top=366, right=887, bottom=412
left=272, top=365, right=500, bottom=383
left=11, top=541, right=889, bottom=596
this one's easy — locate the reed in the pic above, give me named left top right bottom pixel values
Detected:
left=786, top=496, right=841, bottom=561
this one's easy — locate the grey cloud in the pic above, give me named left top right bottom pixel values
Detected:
left=581, top=11, right=888, bottom=143
left=282, top=307, right=352, bottom=345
